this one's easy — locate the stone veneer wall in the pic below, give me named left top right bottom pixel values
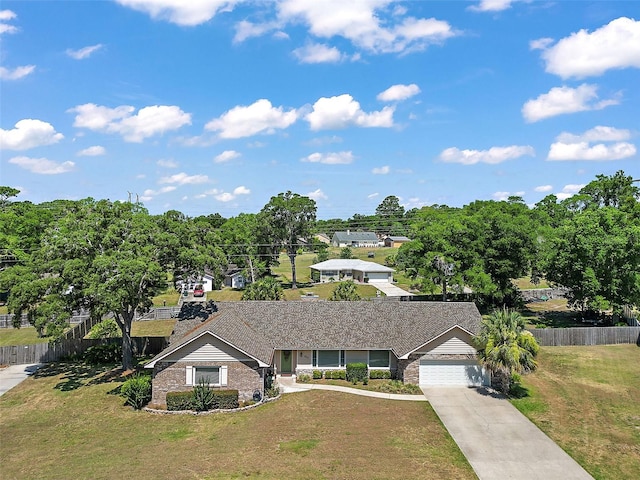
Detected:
left=151, top=360, right=263, bottom=406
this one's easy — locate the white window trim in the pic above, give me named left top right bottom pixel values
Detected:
left=185, top=365, right=228, bottom=387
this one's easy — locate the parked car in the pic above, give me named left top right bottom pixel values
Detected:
left=193, top=284, right=205, bottom=297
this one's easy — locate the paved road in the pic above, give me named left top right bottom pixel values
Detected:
left=422, top=387, right=593, bottom=480
left=0, top=363, right=42, bottom=396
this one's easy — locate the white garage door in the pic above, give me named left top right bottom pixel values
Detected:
left=419, top=359, right=490, bottom=387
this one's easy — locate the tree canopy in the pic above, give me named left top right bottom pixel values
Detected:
left=258, top=191, right=316, bottom=289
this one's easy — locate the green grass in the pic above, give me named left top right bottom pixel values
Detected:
left=130, top=319, right=176, bottom=337
left=208, top=281, right=380, bottom=301
left=152, top=288, right=180, bottom=307
left=0, top=327, right=50, bottom=346
left=511, top=345, right=640, bottom=480
left=519, top=298, right=584, bottom=328
left=512, top=276, right=552, bottom=289
left=0, top=362, right=475, bottom=480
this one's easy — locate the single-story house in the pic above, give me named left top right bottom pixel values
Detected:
left=314, top=233, right=331, bottom=244
left=332, top=230, right=379, bottom=248
left=145, top=301, right=489, bottom=406
left=384, top=236, right=411, bottom=248
left=223, top=265, right=247, bottom=289
left=310, top=259, right=395, bottom=283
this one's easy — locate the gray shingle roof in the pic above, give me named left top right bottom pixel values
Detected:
left=148, top=301, right=482, bottom=367
left=309, top=259, right=394, bottom=273
left=332, top=231, right=378, bottom=243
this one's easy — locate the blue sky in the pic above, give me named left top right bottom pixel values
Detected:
left=1, top=1, right=638, bottom=219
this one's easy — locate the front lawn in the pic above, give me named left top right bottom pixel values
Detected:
left=511, top=345, right=640, bottom=480
left=0, top=362, right=475, bottom=479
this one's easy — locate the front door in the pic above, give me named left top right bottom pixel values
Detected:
left=281, top=350, right=292, bottom=374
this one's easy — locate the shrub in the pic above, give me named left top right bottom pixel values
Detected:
left=369, top=370, right=391, bottom=380
left=213, top=389, right=239, bottom=409
left=312, top=370, right=323, bottom=379
left=83, top=343, right=121, bottom=364
left=87, top=318, right=119, bottom=339
left=327, top=370, right=345, bottom=380
left=297, top=374, right=312, bottom=383
left=346, top=363, right=368, bottom=384
left=166, top=391, right=194, bottom=411
left=265, top=385, right=280, bottom=398
left=193, top=378, right=215, bottom=411
left=120, top=374, right=151, bottom=409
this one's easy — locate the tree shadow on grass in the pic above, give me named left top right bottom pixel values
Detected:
left=523, top=308, right=583, bottom=328
left=33, top=361, right=128, bottom=392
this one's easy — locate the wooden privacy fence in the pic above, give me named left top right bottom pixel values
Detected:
left=0, top=337, right=168, bottom=365
left=530, top=326, right=640, bottom=346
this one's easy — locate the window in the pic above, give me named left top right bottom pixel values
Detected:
left=186, top=365, right=227, bottom=386
left=195, top=367, right=219, bottom=385
left=313, top=350, right=345, bottom=368
left=369, top=350, right=390, bottom=368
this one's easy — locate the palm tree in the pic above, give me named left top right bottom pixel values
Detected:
left=241, top=277, right=283, bottom=300
left=330, top=280, right=361, bottom=301
left=475, top=308, right=539, bottom=394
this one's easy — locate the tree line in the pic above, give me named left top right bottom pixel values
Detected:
left=1, top=171, right=638, bottom=368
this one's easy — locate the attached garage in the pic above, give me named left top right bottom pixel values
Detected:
left=419, top=359, right=490, bottom=387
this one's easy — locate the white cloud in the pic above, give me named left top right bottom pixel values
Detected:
left=157, top=159, right=178, bottom=168
left=439, top=145, right=535, bottom=165
left=468, top=0, right=514, bottom=12
left=548, top=142, right=636, bottom=161
left=69, top=103, right=191, bottom=142
left=547, top=126, right=637, bottom=161
left=215, top=192, right=235, bottom=202
left=0, top=9, right=18, bottom=35
left=529, top=37, right=554, bottom=50
left=233, top=19, right=279, bottom=43
left=556, top=125, right=631, bottom=143
left=158, top=172, right=209, bottom=185
left=367, top=192, right=379, bottom=199
left=0, top=10, right=16, bottom=20
left=534, top=185, right=553, bottom=192
left=292, top=42, right=345, bottom=63
left=77, top=145, right=106, bottom=157
left=555, top=184, right=585, bottom=200
left=372, top=165, right=390, bottom=175
left=301, top=151, right=354, bottom=165
left=115, top=0, right=242, bottom=26
left=0, top=65, right=35, bottom=80
left=214, top=150, right=241, bottom=163
left=0, top=119, right=64, bottom=150
left=306, top=94, right=394, bottom=130
left=276, top=0, right=457, bottom=54
left=522, top=84, right=619, bottom=123
left=307, top=188, right=328, bottom=201
left=539, top=17, right=640, bottom=79
left=66, top=44, right=103, bottom=60
left=8, top=156, right=74, bottom=174
left=492, top=191, right=525, bottom=201
left=205, top=99, right=298, bottom=138
left=377, top=83, right=420, bottom=102
left=233, top=185, right=250, bottom=195
left=143, top=186, right=177, bottom=196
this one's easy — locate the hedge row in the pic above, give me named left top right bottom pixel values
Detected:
left=166, top=389, right=239, bottom=411
left=310, top=368, right=393, bottom=380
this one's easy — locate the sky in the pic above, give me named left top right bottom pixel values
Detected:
left=0, top=1, right=638, bottom=219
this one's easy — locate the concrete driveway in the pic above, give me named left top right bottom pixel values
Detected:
left=373, top=282, right=414, bottom=297
left=422, top=387, right=593, bottom=480
left=0, top=363, right=42, bottom=397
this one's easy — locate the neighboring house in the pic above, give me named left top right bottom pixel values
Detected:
left=384, top=236, right=411, bottom=248
left=145, top=301, right=489, bottom=406
left=182, top=271, right=215, bottom=292
left=223, top=265, right=247, bottom=289
left=310, top=259, right=395, bottom=283
left=332, top=230, right=379, bottom=248
left=314, top=233, right=331, bottom=244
